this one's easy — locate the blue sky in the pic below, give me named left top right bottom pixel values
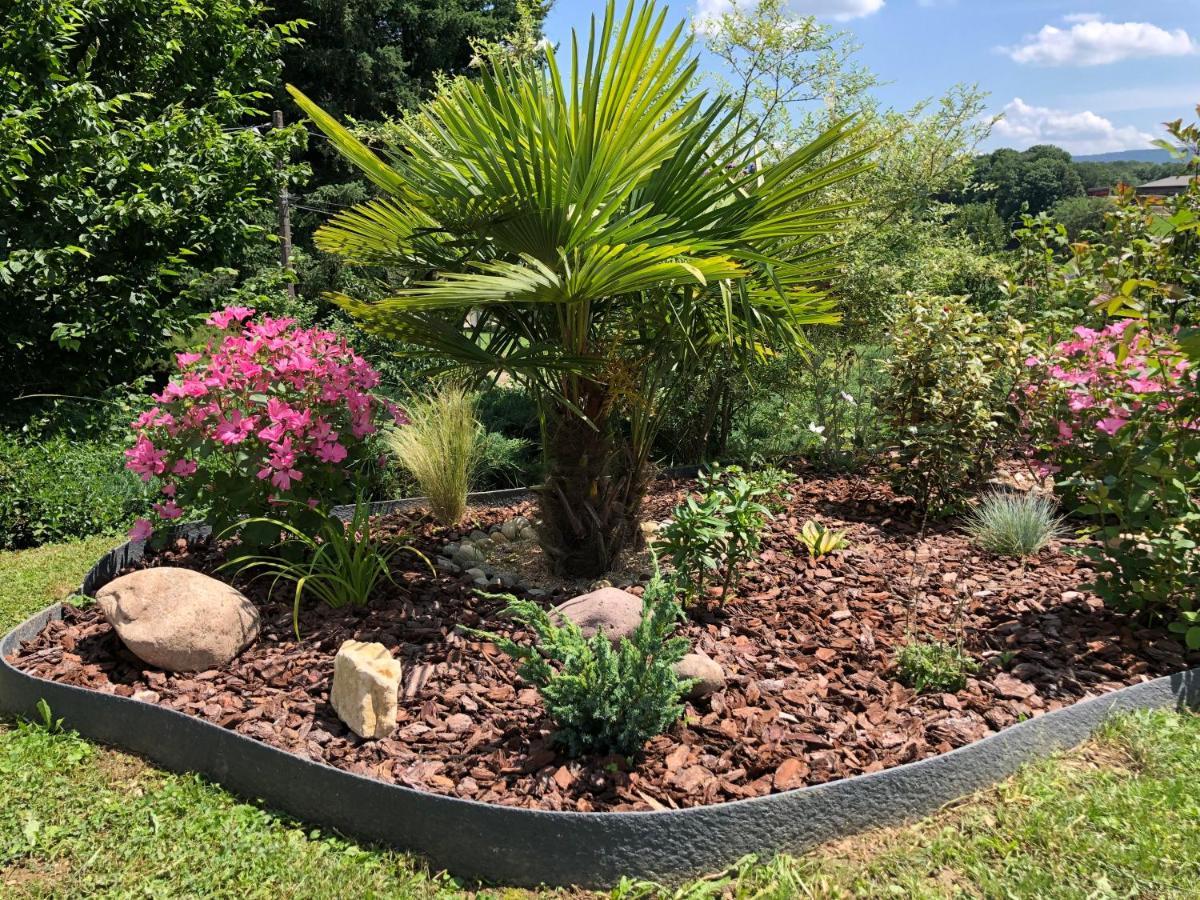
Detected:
left=543, top=0, right=1200, bottom=155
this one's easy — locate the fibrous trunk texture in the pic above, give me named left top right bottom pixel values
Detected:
left=537, top=399, right=647, bottom=578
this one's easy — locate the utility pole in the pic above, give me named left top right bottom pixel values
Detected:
left=273, top=109, right=295, bottom=299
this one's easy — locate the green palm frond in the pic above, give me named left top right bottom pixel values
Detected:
left=289, top=0, right=869, bottom=392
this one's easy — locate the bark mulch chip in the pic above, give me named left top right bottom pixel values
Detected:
left=8, top=473, right=1195, bottom=812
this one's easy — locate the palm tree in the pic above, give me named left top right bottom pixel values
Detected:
left=289, top=0, right=870, bottom=577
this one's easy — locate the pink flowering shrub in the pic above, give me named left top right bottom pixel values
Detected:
left=126, top=307, right=402, bottom=546
left=1023, top=320, right=1200, bottom=621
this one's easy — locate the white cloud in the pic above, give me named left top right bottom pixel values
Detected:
left=1002, top=16, right=1196, bottom=66
left=695, top=0, right=883, bottom=31
left=991, top=98, right=1155, bottom=155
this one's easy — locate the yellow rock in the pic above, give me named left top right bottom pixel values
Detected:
left=330, top=640, right=402, bottom=739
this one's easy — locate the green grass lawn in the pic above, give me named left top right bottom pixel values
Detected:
left=2, top=539, right=1198, bottom=898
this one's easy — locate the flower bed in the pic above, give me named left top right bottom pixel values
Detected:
left=6, top=472, right=1195, bottom=813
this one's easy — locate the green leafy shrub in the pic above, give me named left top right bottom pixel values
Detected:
left=658, top=495, right=729, bottom=602
left=472, top=570, right=692, bottom=757
left=1049, top=195, right=1111, bottom=241
left=221, top=498, right=424, bottom=637
left=896, top=639, right=978, bottom=693
left=964, top=491, right=1065, bottom=557
left=878, top=295, right=1024, bottom=515
left=0, top=0, right=306, bottom=399
left=385, top=384, right=485, bottom=525
left=798, top=519, right=849, bottom=558
left=1018, top=109, right=1200, bottom=626
left=660, top=465, right=771, bottom=603
left=0, top=433, right=149, bottom=549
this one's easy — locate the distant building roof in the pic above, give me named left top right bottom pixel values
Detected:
left=1136, top=175, right=1198, bottom=195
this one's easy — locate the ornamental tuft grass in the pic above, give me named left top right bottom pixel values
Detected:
left=965, top=490, right=1066, bottom=557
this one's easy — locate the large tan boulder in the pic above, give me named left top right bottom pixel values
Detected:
left=96, top=567, right=259, bottom=672
left=552, top=587, right=644, bottom=643
left=330, top=640, right=402, bottom=740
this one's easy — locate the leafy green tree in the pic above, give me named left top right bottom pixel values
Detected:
left=0, top=0, right=305, bottom=399
left=971, top=145, right=1085, bottom=223
left=267, top=0, right=539, bottom=124
left=292, top=0, right=866, bottom=576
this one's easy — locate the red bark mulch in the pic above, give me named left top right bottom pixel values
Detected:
left=8, top=472, right=1194, bottom=812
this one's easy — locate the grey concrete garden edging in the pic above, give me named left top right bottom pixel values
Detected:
left=1, top=505, right=1197, bottom=887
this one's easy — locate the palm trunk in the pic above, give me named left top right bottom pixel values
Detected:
left=537, top=392, right=648, bottom=578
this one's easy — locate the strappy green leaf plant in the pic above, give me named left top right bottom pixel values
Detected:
left=289, top=0, right=870, bottom=577
left=219, top=498, right=428, bottom=638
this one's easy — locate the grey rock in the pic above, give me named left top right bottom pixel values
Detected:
left=465, top=567, right=486, bottom=581
left=455, top=544, right=485, bottom=565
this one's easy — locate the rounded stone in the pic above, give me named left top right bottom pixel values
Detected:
left=96, top=567, right=259, bottom=672
left=673, top=651, right=726, bottom=700
left=455, top=544, right=485, bottom=565
left=552, top=587, right=644, bottom=643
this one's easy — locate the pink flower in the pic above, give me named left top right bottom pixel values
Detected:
left=314, top=440, right=348, bottom=463
left=176, top=351, right=202, bottom=367
left=1125, top=376, right=1161, bottom=393
left=172, top=459, right=197, bottom=477
left=1096, top=416, right=1128, bottom=436
left=207, top=306, right=256, bottom=329
left=1067, top=391, right=1094, bottom=412
left=1056, top=421, right=1074, bottom=442
left=128, top=519, right=154, bottom=541
left=153, top=500, right=183, bottom=520
left=125, top=436, right=168, bottom=481
left=213, top=410, right=258, bottom=445
left=1024, top=356, right=1040, bottom=367
left=270, top=466, right=302, bottom=491
left=161, top=483, right=176, bottom=497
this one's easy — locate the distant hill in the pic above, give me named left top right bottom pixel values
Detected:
left=1072, top=149, right=1175, bottom=163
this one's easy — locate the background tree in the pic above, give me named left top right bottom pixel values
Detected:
left=0, top=0, right=305, bottom=401
left=292, top=0, right=867, bottom=575
left=970, top=145, right=1085, bottom=223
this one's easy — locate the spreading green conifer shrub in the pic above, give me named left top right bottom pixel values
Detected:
left=472, top=572, right=693, bottom=757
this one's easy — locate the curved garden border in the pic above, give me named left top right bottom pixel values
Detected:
left=0, top=503, right=1196, bottom=887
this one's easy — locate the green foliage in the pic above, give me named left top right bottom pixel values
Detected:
left=0, top=433, right=149, bottom=550
left=660, top=466, right=771, bottom=603
left=265, top=0, right=541, bottom=152
left=658, top=495, right=729, bottom=602
left=289, top=0, right=865, bottom=576
left=953, top=200, right=1009, bottom=252
left=879, top=295, right=1024, bottom=514
left=473, top=571, right=692, bottom=757
left=969, top=144, right=1085, bottom=223
left=0, top=0, right=307, bottom=398
left=964, top=491, right=1065, bottom=558
left=797, top=519, right=849, bottom=558
left=221, top=499, right=423, bottom=637
left=1049, top=195, right=1111, bottom=240
left=385, top=384, right=484, bottom=525
left=1019, top=110, right=1200, bottom=624
left=895, top=638, right=978, bottom=693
